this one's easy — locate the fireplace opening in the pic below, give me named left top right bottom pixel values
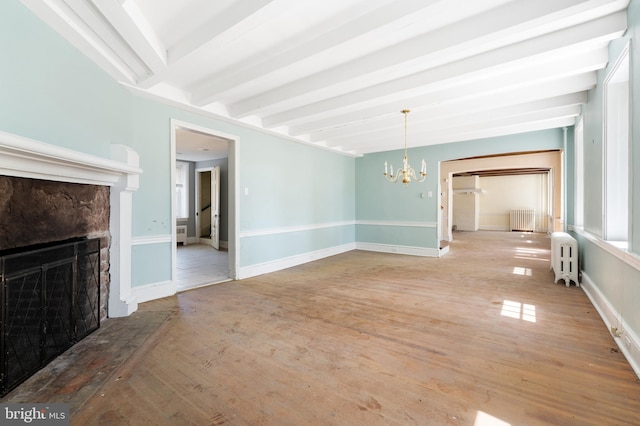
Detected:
left=0, top=175, right=111, bottom=397
left=0, top=237, right=101, bottom=396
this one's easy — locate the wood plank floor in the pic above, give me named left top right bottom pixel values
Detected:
left=8, top=231, right=640, bottom=425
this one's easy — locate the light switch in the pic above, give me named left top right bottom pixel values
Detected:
left=244, top=187, right=249, bottom=195
left=428, top=191, right=433, bottom=197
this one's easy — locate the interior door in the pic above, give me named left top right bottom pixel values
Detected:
left=211, top=166, right=220, bottom=250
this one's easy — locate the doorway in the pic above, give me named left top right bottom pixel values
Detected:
left=171, top=120, right=238, bottom=292
left=196, top=166, right=221, bottom=249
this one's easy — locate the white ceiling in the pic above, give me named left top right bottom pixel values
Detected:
left=21, top=0, right=629, bottom=157
left=175, top=128, right=229, bottom=162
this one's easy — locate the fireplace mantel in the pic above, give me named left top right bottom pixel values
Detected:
left=0, top=130, right=143, bottom=317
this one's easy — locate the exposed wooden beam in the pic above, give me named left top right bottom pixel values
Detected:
left=339, top=105, right=581, bottom=152
left=92, top=0, right=167, bottom=74
left=137, top=0, right=280, bottom=89
left=263, top=12, right=625, bottom=128
left=20, top=0, right=139, bottom=83
left=227, top=0, right=611, bottom=119
left=357, top=116, right=576, bottom=154
left=189, top=0, right=448, bottom=106
left=292, top=72, right=596, bottom=138
left=319, top=96, right=586, bottom=145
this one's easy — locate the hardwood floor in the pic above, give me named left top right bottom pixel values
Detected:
left=6, top=231, right=640, bottom=425
left=176, top=243, right=229, bottom=291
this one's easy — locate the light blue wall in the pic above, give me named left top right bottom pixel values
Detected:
left=575, top=0, right=640, bottom=354
left=356, top=129, right=565, bottom=248
left=238, top=135, right=355, bottom=266
left=128, top=96, right=356, bottom=270
left=0, top=1, right=131, bottom=158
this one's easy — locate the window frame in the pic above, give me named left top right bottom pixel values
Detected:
left=602, top=41, right=631, bottom=248
left=175, top=160, right=190, bottom=220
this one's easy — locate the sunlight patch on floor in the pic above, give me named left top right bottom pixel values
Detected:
left=500, top=300, right=536, bottom=323
left=475, top=410, right=511, bottom=426
left=512, top=266, right=532, bottom=276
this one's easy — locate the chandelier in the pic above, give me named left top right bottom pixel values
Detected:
left=383, top=109, right=426, bottom=186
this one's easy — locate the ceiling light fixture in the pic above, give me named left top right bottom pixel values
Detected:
left=384, top=110, right=426, bottom=186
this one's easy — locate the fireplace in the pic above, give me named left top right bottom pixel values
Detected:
left=0, top=237, right=101, bottom=396
left=0, top=130, right=142, bottom=395
left=0, top=131, right=142, bottom=312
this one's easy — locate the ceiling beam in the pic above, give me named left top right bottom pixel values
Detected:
left=92, top=0, right=167, bottom=75
left=137, top=0, right=280, bottom=89
left=263, top=11, right=625, bottom=128
left=316, top=93, right=587, bottom=144
left=20, top=0, right=141, bottom=83
left=62, top=0, right=150, bottom=78
left=339, top=105, right=581, bottom=150
left=307, top=49, right=606, bottom=141
left=290, top=71, right=596, bottom=137
left=227, top=0, right=618, bottom=119
left=189, top=0, right=449, bottom=106
left=357, top=117, right=577, bottom=154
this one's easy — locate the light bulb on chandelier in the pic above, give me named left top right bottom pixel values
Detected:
left=383, top=109, right=426, bottom=186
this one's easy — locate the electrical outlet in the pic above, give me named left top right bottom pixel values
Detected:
left=625, top=336, right=632, bottom=348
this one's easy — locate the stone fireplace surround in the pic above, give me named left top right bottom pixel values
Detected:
left=0, top=130, right=142, bottom=317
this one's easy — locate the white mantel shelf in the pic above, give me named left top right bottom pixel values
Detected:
left=0, top=130, right=142, bottom=186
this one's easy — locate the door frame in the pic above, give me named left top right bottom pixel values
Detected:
left=170, top=119, right=239, bottom=284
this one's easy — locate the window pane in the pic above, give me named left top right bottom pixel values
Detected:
left=176, top=162, right=189, bottom=219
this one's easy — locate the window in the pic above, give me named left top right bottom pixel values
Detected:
left=176, top=161, right=189, bottom=219
left=603, top=44, right=630, bottom=247
left=574, top=118, right=584, bottom=227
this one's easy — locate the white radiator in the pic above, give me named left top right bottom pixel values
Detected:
left=176, top=225, right=187, bottom=245
left=510, top=209, right=535, bottom=232
left=550, top=232, right=578, bottom=287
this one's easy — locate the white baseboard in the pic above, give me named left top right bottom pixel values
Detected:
left=356, top=242, right=440, bottom=257
left=239, top=243, right=356, bottom=279
left=581, top=271, right=640, bottom=378
left=130, top=280, right=176, bottom=304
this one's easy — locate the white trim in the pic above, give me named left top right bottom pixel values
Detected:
left=240, top=221, right=355, bottom=238
left=570, top=226, right=640, bottom=272
left=581, top=272, right=640, bottom=379
left=126, top=85, right=361, bottom=158
left=132, top=235, right=172, bottom=245
left=356, top=220, right=437, bottom=228
left=130, top=280, right=176, bottom=304
left=0, top=130, right=142, bottom=185
left=170, top=119, right=240, bottom=283
left=602, top=40, right=631, bottom=243
left=356, top=242, right=439, bottom=257
left=239, top=243, right=356, bottom=279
